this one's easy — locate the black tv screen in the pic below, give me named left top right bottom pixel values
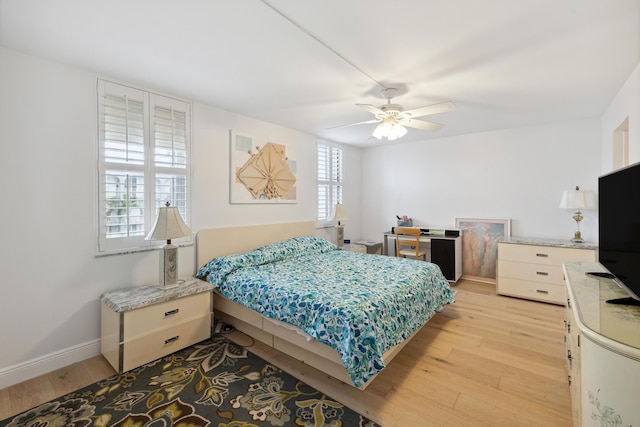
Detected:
left=598, top=161, right=640, bottom=303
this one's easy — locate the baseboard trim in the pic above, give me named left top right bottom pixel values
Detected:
left=0, top=340, right=101, bottom=390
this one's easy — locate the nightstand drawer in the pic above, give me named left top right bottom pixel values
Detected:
left=497, top=277, right=566, bottom=304
left=499, top=243, right=595, bottom=266
left=121, top=314, right=211, bottom=372
left=498, top=260, right=565, bottom=285
left=124, top=292, right=210, bottom=340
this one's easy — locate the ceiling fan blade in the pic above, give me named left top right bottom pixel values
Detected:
left=356, top=103, right=385, bottom=116
left=327, top=118, right=380, bottom=130
left=403, top=118, right=444, bottom=132
left=403, top=101, right=456, bottom=118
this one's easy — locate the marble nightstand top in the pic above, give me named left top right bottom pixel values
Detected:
left=101, top=277, right=211, bottom=312
left=500, top=236, right=597, bottom=250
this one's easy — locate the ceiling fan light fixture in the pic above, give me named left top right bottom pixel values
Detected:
left=372, top=118, right=407, bottom=141
left=338, top=87, right=456, bottom=139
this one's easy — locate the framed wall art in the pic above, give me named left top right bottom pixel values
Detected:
left=455, top=217, right=511, bottom=283
left=229, top=131, right=297, bottom=204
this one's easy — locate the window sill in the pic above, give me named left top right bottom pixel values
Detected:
left=95, top=241, right=194, bottom=258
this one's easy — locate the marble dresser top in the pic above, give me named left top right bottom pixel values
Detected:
left=500, top=236, right=597, bottom=250
left=101, top=277, right=211, bottom=312
left=565, top=262, right=640, bottom=354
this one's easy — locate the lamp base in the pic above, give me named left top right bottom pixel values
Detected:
left=159, top=244, right=179, bottom=289
left=571, top=231, right=584, bottom=244
left=336, top=225, right=344, bottom=248
left=571, top=213, right=584, bottom=243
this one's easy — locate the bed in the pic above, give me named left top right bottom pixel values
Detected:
left=195, top=221, right=454, bottom=389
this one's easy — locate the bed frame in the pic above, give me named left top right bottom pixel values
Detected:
left=196, top=221, right=419, bottom=390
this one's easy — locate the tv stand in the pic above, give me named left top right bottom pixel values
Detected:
left=585, top=272, right=640, bottom=305
left=564, top=262, right=640, bottom=426
left=606, top=297, right=640, bottom=306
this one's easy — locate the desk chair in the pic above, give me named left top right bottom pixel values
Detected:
left=394, top=227, right=427, bottom=261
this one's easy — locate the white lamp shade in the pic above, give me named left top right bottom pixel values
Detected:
left=331, top=204, right=349, bottom=222
left=146, top=205, right=192, bottom=241
left=559, top=187, right=596, bottom=210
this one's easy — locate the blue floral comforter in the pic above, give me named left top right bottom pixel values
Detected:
left=197, top=236, right=454, bottom=387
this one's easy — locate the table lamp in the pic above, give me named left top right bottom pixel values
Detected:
left=146, top=202, right=192, bottom=288
left=331, top=203, right=349, bottom=247
left=559, top=186, right=596, bottom=243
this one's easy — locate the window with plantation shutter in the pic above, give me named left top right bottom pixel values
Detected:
left=317, top=142, right=343, bottom=223
left=97, top=80, right=191, bottom=254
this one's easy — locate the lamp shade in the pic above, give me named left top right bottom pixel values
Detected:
left=331, top=203, right=349, bottom=223
left=146, top=203, right=192, bottom=242
left=559, top=186, right=596, bottom=210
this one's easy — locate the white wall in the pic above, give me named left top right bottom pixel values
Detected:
left=191, top=102, right=317, bottom=229
left=601, top=62, right=640, bottom=172
left=361, top=119, right=602, bottom=244
left=0, top=47, right=362, bottom=387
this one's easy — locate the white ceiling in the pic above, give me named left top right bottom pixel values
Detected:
left=1, top=0, right=639, bottom=147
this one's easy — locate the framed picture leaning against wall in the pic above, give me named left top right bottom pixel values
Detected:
left=455, top=217, right=511, bottom=283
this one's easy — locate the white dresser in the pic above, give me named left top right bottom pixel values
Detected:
left=564, top=262, right=640, bottom=426
left=101, top=277, right=212, bottom=372
left=497, top=238, right=596, bottom=305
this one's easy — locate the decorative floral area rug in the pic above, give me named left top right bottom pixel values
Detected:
left=1, top=335, right=381, bottom=427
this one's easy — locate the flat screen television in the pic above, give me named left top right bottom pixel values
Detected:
left=597, top=161, right=640, bottom=305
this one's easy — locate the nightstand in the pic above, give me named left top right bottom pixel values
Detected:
left=100, top=277, right=212, bottom=372
left=343, top=243, right=366, bottom=253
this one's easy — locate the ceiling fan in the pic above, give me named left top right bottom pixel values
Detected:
left=335, top=88, right=457, bottom=141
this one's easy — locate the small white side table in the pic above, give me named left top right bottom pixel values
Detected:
left=343, top=243, right=367, bottom=253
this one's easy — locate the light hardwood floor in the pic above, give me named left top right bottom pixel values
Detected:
left=0, top=280, right=572, bottom=426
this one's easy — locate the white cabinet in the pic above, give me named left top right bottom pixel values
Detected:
left=497, top=239, right=596, bottom=304
left=564, top=262, right=640, bottom=426
left=101, top=277, right=212, bottom=372
left=565, top=292, right=581, bottom=426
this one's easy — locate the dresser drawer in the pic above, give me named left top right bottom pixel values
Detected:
left=121, top=314, right=211, bottom=372
left=498, top=260, right=565, bottom=285
left=123, top=292, right=210, bottom=340
left=498, top=243, right=595, bottom=266
left=497, top=277, right=566, bottom=304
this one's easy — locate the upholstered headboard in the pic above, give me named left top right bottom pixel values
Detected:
left=195, top=221, right=316, bottom=269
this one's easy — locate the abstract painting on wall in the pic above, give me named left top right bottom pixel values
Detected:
left=455, top=217, right=511, bottom=283
left=229, top=131, right=297, bottom=204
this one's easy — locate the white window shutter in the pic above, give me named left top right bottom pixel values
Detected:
left=97, top=80, right=191, bottom=255
left=317, top=142, right=343, bottom=223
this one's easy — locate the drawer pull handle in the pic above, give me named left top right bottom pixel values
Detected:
left=536, top=289, right=549, bottom=294
left=165, top=336, right=179, bottom=344
left=165, top=308, right=179, bottom=317
left=536, top=253, right=549, bottom=258
left=536, top=271, right=549, bottom=276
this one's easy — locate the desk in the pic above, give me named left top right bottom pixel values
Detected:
left=383, top=230, right=462, bottom=283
